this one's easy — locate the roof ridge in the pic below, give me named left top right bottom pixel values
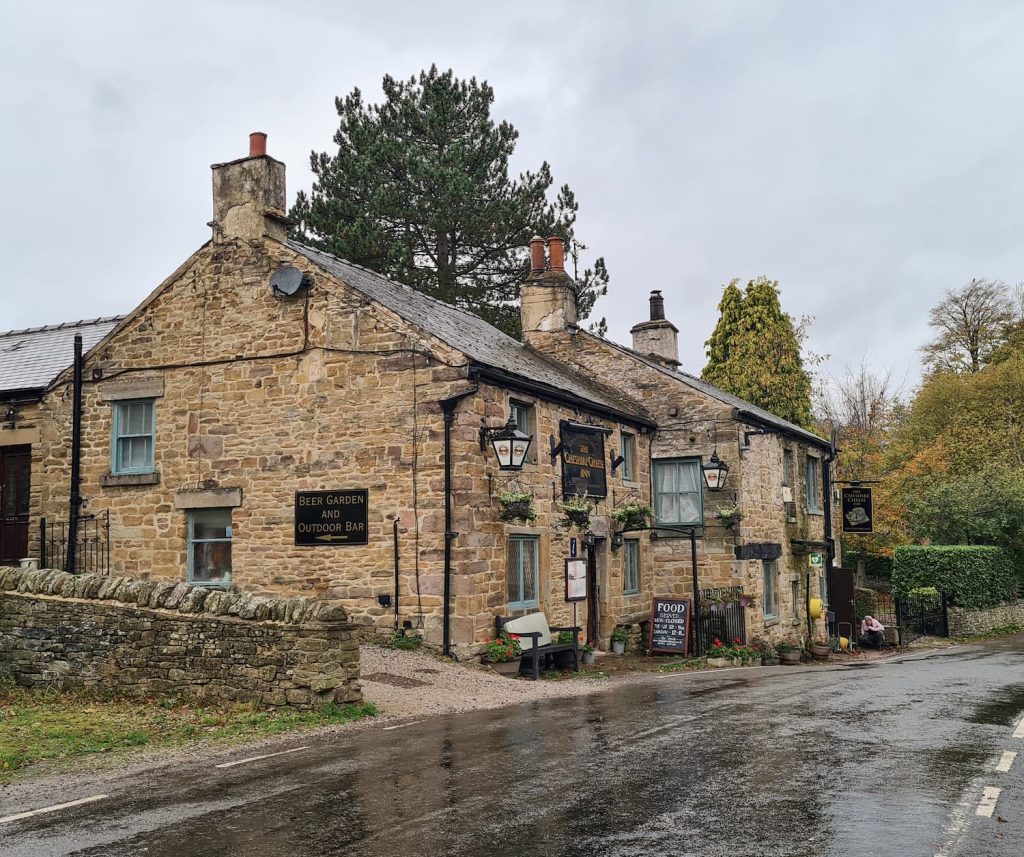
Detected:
left=287, top=240, right=526, bottom=345
left=0, top=315, right=125, bottom=339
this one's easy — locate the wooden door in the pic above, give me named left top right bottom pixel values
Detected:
left=0, top=445, right=31, bottom=564
left=829, top=567, right=856, bottom=641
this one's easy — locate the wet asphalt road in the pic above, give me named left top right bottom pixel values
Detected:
left=3, top=638, right=1024, bottom=857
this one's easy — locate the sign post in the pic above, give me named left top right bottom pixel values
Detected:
left=841, top=486, right=873, bottom=534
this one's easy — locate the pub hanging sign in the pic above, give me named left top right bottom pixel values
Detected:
left=295, top=490, right=368, bottom=546
left=560, top=421, right=608, bottom=499
left=841, top=486, right=874, bottom=534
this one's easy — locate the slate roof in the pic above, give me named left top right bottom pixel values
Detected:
left=289, top=241, right=654, bottom=426
left=583, top=333, right=830, bottom=448
left=0, top=317, right=123, bottom=395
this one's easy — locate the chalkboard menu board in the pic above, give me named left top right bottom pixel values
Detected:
left=649, top=597, right=691, bottom=655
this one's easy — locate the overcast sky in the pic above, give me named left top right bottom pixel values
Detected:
left=3, top=1, right=1024, bottom=393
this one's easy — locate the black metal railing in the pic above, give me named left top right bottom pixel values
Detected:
left=39, top=511, right=110, bottom=574
left=698, top=585, right=748, bottom=649
left=896, top=591, right=949, bottom=644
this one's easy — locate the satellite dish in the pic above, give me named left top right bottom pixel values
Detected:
left=270, top=266, right=306, bottom=297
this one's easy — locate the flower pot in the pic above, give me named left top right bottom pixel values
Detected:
left=566, top=510, right=590, bottom=527
left=499, top=501, right=533, bottom=522
left=707, top=656, right=731, bottom=668
left=582, top=651, right=596, bottom=666
left=488, top=658, right=522, bottom=677
left=612, top=640, right=626, bottom=655
left=778, top=650, right=801, bottom=665
left=761, top=655, right=780, bottom=666
left=808, top=644, right=830, bottom=660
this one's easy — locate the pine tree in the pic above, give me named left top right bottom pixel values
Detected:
left=289, top=66, right=608, bottom=337
left=701, top=277, right=813, bottom=427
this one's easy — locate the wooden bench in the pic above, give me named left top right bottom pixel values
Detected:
left=496, top=612, right=580, bottom=680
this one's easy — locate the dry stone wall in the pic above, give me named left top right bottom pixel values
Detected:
left=947, top=600, right=1024, bottom=637
left=0, top=566, right=361, bottom=708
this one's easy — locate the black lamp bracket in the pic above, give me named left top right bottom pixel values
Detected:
left=549, top=435, right=564, bottom=464
left=610, top=451, right=625, bottom=474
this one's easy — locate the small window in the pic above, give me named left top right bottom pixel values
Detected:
left=653, top=458, right=703, bottom=525
left=507, top=534, right=539, bottom=610
left=620, top=431, right=636, bottom=481
left=112, top=399, right=156, bottom=474
left=509, top=401, right=536, bottom=464
left=188, top=508, right=232, bottom=586
left=807, top=455, right=822, bottom=513
left=782, top=448, right=794, bottom=487
left=791, top=579, right=800, bottom=618
left=623, top=540, right=640, bottom=594
left=763, top=560, right=777, bottom=620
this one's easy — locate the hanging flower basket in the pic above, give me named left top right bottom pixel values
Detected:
left=611, top=502, right=653, bottom=531
left=714, top=505, right=743, bottom=530
left=497, top=490, right=537, bottom=523
left=558, top=494, right=594, bottom=532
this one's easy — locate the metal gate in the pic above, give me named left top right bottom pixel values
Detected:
left=39, top=511, right=110, bottom=574
left=896, top=591, right=949, bottom=644
left=698, top=586, right=748, bottom=650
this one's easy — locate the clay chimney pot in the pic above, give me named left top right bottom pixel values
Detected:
left=649, top=290, right=666, bottom=321
left=529, top=235, right=546, bottom=274
left=548, top=237, right=565, bottom=272
left=249, top=131, right=267, bottom=157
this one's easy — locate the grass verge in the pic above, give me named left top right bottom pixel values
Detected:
left=952, top=624, right=1023, bottom=643
left=0, top=684, right=377, bottom=782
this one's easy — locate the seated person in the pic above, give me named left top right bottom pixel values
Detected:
left=860, top=615, right=885, bottom=649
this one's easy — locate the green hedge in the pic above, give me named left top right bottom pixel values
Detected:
left=892, top=546, right=1018, bottom=609
left=854, top=587, right=877, bottom=619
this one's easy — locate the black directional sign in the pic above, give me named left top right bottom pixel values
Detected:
left=841, top=486, right=873, bottom=534
left=295, top=490, right=368, bottom=546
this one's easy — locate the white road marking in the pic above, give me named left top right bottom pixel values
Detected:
left=976, top=786, right=1001, bottom=818
left=214, top=746, right=309, bottom=769
left=0, top=794, right=109, bottom=825
left=995, top=750, right=1017, bottom=773
left=1013, top=717, right=1024, bottom=739
left=933, top=781, right=980, bottom=857
left=383, top=720, right=423, bottom=731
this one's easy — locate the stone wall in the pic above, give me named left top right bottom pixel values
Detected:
left=947, top=600, right=1024, bottom=637
left=0, top=566, right=361, bottom=708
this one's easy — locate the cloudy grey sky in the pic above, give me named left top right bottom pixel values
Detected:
left=3, top=0, right=1024, bottom=391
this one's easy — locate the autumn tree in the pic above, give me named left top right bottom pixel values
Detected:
left=920, top=278, right=1017, bottom=374
left=702, top=277, right=814, bottom=427
left=289, top=66, right=608, bottom=337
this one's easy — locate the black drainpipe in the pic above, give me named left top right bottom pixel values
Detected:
left=439, top=386, right=479, bottom=657
left=821, top=430, right=837, bottom=625
left=66, top=334, right=84, bottom=574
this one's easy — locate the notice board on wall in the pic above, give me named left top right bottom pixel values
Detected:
left=649, top=597, right=691, bottom=655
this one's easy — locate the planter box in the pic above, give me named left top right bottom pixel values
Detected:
left=778, top=650, right=802, bottom=665
left=707, top=656, right=732, bottom=668
left=487, top=658, right=522, bottom=677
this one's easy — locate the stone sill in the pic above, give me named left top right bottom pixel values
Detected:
left=101, top=471, right=160, bottom=487
left=763, top=617, right=780, bottom=628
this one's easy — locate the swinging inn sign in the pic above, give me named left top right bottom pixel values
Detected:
left=560, top=421, right=608, bottom=498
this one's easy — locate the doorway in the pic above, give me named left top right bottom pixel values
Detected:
left=586, top=538, right=606, bottom=645
left=0, top=445, right=31, bottom=565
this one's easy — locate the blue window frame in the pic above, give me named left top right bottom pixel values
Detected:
left=653, top=458, right=703, bottom=525
left=188, top=508, right=232, bottom=587
left=112, top=399, right=156, bottom=474
left=763, top=560, right=778, bottom=620
left=507, top=534, right=539, bottom=610
left=623, top=540, right=640, bottom=594
left=620, top=431, right=636, bottom=481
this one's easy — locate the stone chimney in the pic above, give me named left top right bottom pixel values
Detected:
left=210, top=131, right=288, bottom=244
left=630, top=290, right=680, bottom=368
left=520, top=236, right=578, bottom=342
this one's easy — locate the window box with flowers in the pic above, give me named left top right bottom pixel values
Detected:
left=558, top=494, right=594, bottom=532
left=497, top=489, right=537, bottom=524
left=482, top=633, right=523, bottom=677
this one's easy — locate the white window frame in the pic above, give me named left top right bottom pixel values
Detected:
left=112, top=399, right=156, bottom=474
left=807, top=455, right=822, bottom=513
left=507, top=534, right=539, bottom=610
left=623, top=539, right=640, bottom=594
left=763, top=560, right=777, bottom=620
left=509, top=400, right=537, bottom=464
left=620, top=431, right=636, bottom=481
left=653, top=458, right=703, bottom=526
left=188, top=508, right=232, bottom=587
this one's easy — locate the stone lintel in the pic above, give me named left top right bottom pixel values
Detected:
left=175, top=487, right=243, bottom=509
left=0, top=427, right=40, bottom=446
left=99, top=378, right=165, bottom=401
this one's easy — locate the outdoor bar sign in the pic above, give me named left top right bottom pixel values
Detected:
left=295, top=490, right=368, bottom=546
left=841, top=486, right=874, bottom=534
left=559, top=421, right=608, bottom=498
left=649, top=597, right=691, bottom=655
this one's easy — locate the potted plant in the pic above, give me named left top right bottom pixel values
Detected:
left=753, top=638, right=778, bottom=666
left=581, top=641, right=596, bottom=666
left=706, top=638, right=735, bottom=668
left=498, top=489, right=537, bottom=523
left=714, top=504, right=743, bottom=530
left=611, top=626, right=629, bottom=654
left=558, top=494, right=594, bottom=531
left=611, top=502, right=653, bottom=531
left=775, top=640, right=802, bottom=665
left=482, top=633, right=522, bottom=676
left=808, top=638, right=831, bottom=660
left=553, top=630, right=577, bottom=668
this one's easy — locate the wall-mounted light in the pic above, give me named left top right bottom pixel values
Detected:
left=3, top=403, right=17, bottom=430
left=701, top=451, right=729, bottom=491
left=480, top=415, right=532, bottom=471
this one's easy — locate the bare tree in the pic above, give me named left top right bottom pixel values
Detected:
left=920, top=278, right=1016, bottom=373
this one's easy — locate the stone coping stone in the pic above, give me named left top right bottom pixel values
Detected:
left=0, top=566, right=348, bottom=625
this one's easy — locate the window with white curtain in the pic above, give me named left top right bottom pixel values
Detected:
left=507, top=535, right=539, bottom=610
left=652, top=458, right=703, bottom=526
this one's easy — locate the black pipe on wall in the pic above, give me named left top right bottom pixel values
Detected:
left=66, top=334, right=84, bottom=574
left=393, top=518, right=400, bottom=630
